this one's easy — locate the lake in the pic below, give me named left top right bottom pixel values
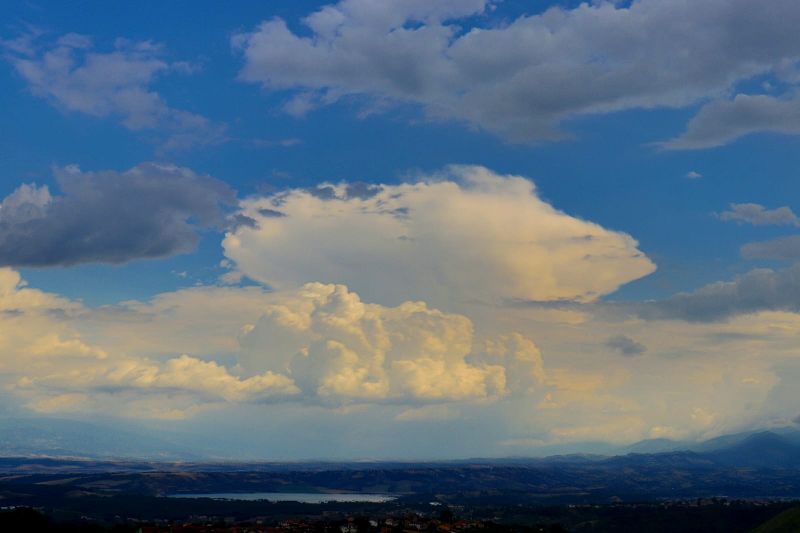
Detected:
left=167, top=492, right=396, bottom=503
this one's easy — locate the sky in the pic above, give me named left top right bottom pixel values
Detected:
left=2, top=0, right=800, bottom=460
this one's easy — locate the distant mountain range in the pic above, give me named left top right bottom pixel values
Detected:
left=459, top=427, right=800, bottom=470
left=2, top=416, right=800, bottom=471
left=623, top=426, right=800, bottom=455
left=0, top=417, right=199, bottom=461
left=1, top=425, right=800, bottom=502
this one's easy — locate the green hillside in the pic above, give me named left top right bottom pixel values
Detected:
left=753, top=507, right=800, bottom=533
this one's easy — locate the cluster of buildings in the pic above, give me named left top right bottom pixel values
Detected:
left=132, top=513, right=498, bottom=533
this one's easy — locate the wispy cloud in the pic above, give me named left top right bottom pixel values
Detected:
left=741, top=235, right=800, bottom=261
left=662, top=93, right=800, bottom=150
left=3, top=32, right=226, bottom=150
left=718, top=203, right=800, bottom=226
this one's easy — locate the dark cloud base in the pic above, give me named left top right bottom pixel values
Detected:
left=0, top=163, right=234, bottom=267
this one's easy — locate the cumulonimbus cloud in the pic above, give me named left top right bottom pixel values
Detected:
left=233, top=0, right=800, bottom=145
left=224, top=165, right=655, bottom=309
left=239, top=282, right=544, bottom=402
left=0, top=163, right=235, bottom=267
left=0, top=268, right=545, bottom=418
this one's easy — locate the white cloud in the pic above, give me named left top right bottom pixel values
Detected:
left=17, top=354, right=299, bottom=406
left=2, top=154, right=800, bottom=448
left=0, top=268, right=297, bottom=418
left=239, top=282, right=543, bottom=402
left=233, top=0, right=800, bottom=144
left=0, top=268, right=77, bottom=313
left=224, top=165, right=655, bottom=310
left=0, top=268, right=546, bottom=417
left=500, top=303, right=793, bottom=445
left=3, top=263, right=800, bottom=448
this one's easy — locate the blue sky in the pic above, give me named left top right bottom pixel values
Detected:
left=2, top=0, right=800, bottom=458
left=4, top=0, right=800, bottom=305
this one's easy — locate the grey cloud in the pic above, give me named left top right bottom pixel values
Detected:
left=4, top=33, right=225, bottom=150
left=307, top=182, right=383, bottom=201
left=639, top=264, right=800, bottom=322
left=345, top=181, right=383, bottom=200
left=257, top=208, right=286, bottom=218
left=0, top=163, right=235, bottom=267
left=719, top=203, right=800, bottom=226
left=605, top=335, right=646, bottom=356
left=741, top=235, right=800, bottom=261
left=307, top=185, right=337, bottom=200
left=663, top=93, right=800, bottom=150
left=233, top=0, right=800, bottom=144
left=228, top=214, right=259, bottom=231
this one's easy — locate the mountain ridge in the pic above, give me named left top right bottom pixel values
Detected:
left=2, top=417, right=799, bottom=468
